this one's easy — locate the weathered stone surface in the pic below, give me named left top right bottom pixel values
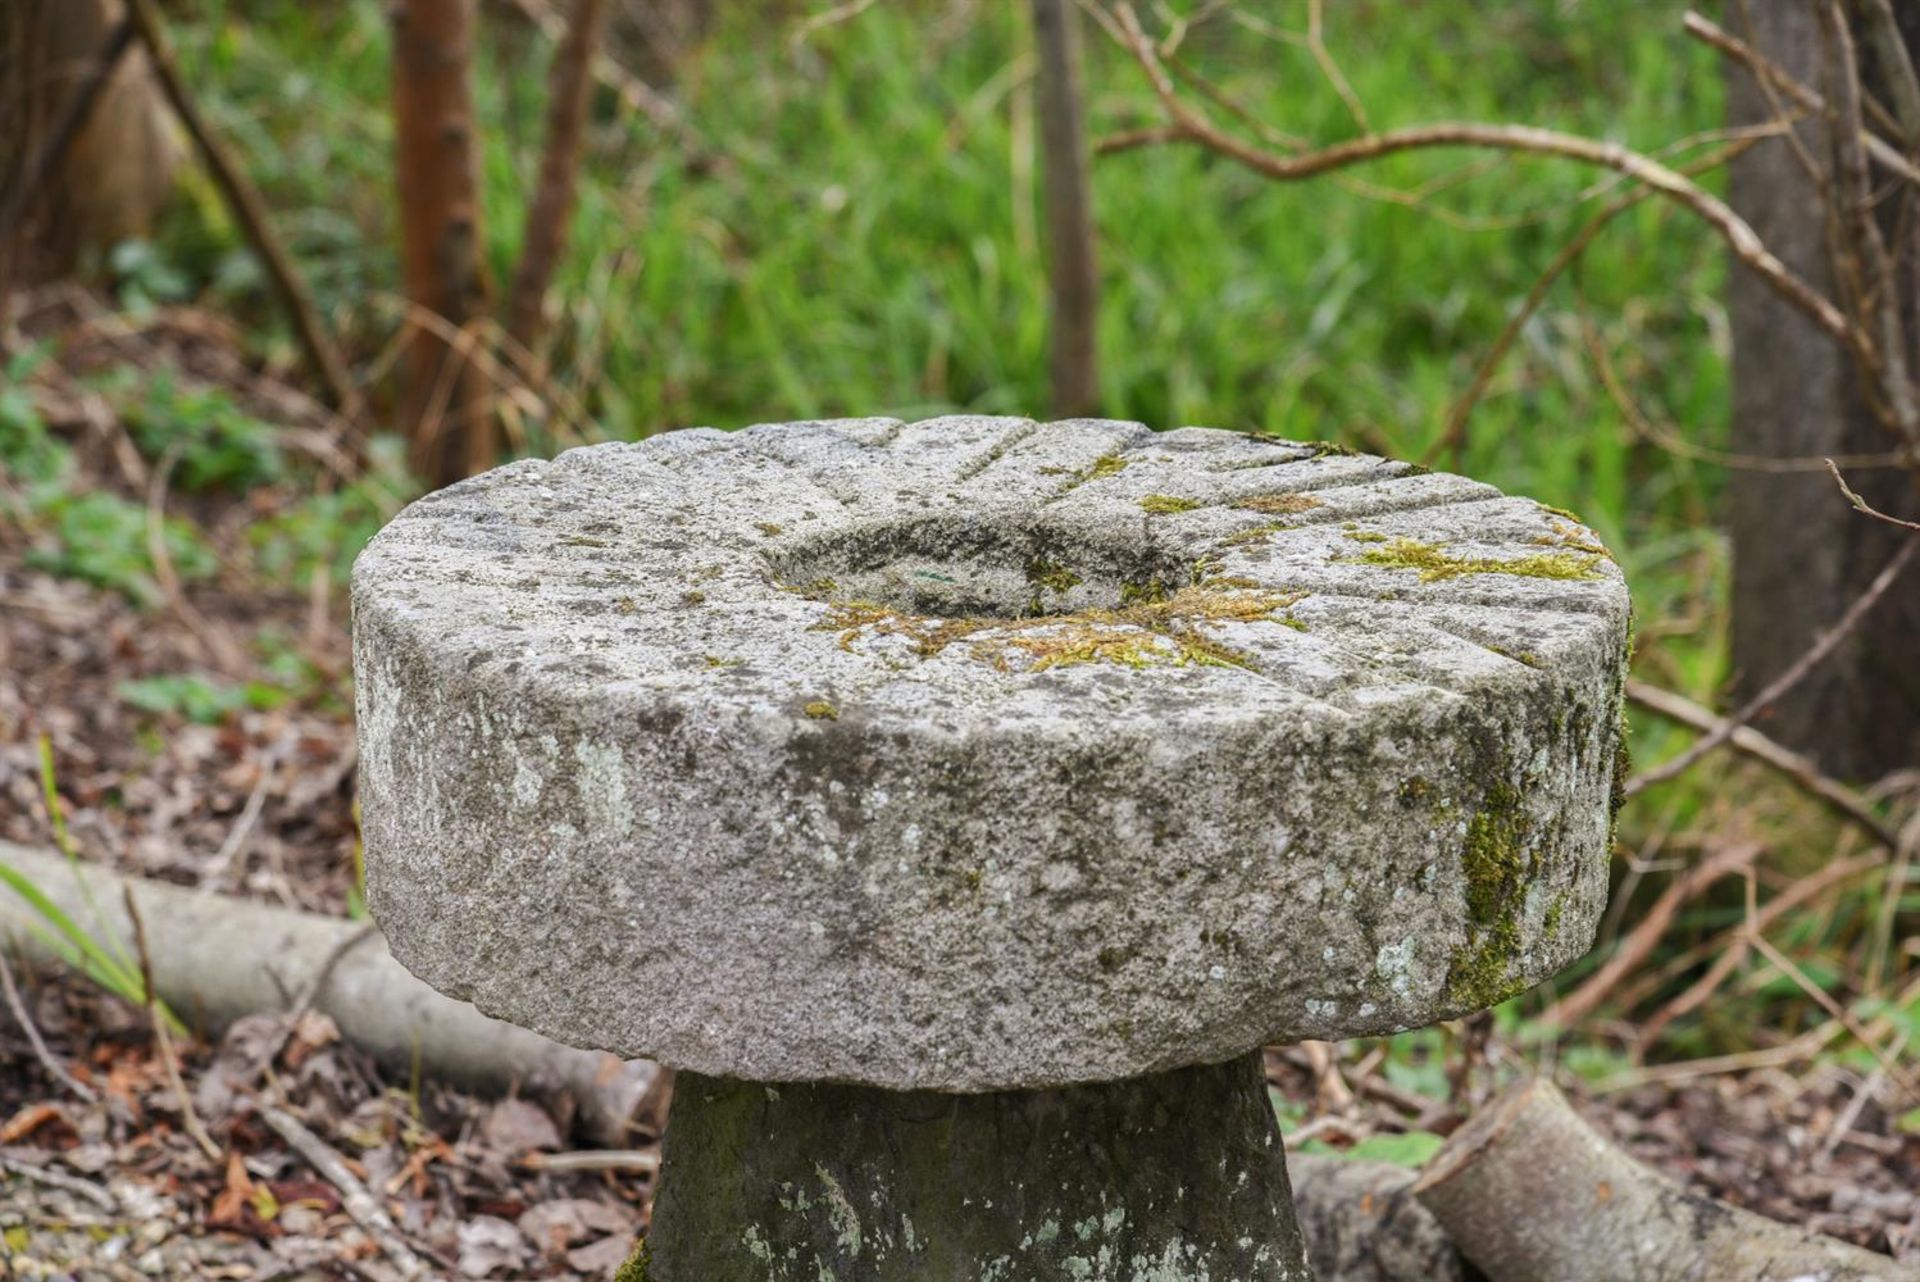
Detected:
left=643, top=1049, right=1311, bottom=1281
left=354, top=416, right=1631, bottom=1090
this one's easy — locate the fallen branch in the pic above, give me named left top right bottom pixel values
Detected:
left=259, top=1104, right=429, bottom=1281
left=1289, top=1154, right=1463, bottom=1282
left=0, top=1152, right=118, bottom=1213
left=120, top=0, right=358, bottom=414
left=1414, top=1077, right=1919, bottom=1282
left=0, top=840, right=653, bottom=1145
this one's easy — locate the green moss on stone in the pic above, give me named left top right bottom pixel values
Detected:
left=1087, top=454, right=1129, bottom=479
left=1543, top=892, right=1567, bottom=940
left=1343, top=537, right=1604, bottom=583
left=755, top=522, right=784, bottom=537
left=1445, top=780, right=1532, bottom=1009
left=1140, top=494, right=1202, bottom=515
left=614, top=1239, right=650, bottom=1282
left=1026, top=557, right=1082, bottom=596
left=804, top=700, right=840, bottom=720
left=1236, top=493, right=1323, bottom=515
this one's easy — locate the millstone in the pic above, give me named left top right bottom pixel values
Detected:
left=352, top=416, right=1631, bottom=1278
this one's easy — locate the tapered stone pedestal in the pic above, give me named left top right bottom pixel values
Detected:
left=645, top=1051, right=1309, bottom=1281
left=353, top=415, right=1632, bottom=1280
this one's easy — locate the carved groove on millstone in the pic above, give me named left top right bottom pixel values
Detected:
left=645, top=1050, right=1313, bottom=1282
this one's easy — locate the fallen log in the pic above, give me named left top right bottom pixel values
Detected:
left=0, top=840, right=653, bottom=1145
left=1413, top=1076, right=1917, bottom=1282
left=1289, top=1153, right=1465, bottom=1282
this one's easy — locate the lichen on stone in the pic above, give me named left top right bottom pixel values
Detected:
left=1342, top=537, right=1605, bottom=583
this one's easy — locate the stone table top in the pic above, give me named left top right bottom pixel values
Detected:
left=353, top=416, right=1631, bottom=1091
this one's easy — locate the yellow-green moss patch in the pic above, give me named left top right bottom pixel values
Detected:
left=1140, top=494, right=1202, bottom=515
left=803, top=700, right=840, bottom=720
left=812, top=583, right=1310, bottom=673
left=1343, top=537, right=1604, bottom=583
left=1236, top=493, right=1323, bottom=516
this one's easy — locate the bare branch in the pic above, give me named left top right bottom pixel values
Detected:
left=1625, top=680, right=1903, bottom=850
left=1627, top=536, right=1920, bottom=793
left=121, top=0, right=358, bottom=416
left=1859, top=0, right=1920, bottom=146
left=1102, top=3, right=1855, bottom=344
left=1421, top=136, right=1761, bottom=467
left=1683, top=11, right=1920, bottom=189
left=504, top=0, right=613, bottom=356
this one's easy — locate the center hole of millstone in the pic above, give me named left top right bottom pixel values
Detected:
left=776, top=517, right=1190, bottom=620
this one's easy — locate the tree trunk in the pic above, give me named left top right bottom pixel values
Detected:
left=392, top=0, right=497, bottom=488
left=0, top=0, right=178, bottom=284
left=1726, top=3, right=1920, bottom=780
left=1030, top=0, right=1100, bottom=419
left=503, top=0, right=611, bottom=358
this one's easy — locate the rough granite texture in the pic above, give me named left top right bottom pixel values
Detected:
left=353, top=416, right=1632, bottom=1091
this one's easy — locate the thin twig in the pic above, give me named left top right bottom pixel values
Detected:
left=1635, top=850, right=1886, bottom=1046
left=1626, top=536, right=1920, bottom=793
left=0, top=1153, right=117, bottom=1212
left=514, top=1148, right=660, bottom=1173
left=1627, top=680, right=1903, bottom=849
left=259, top=1104, right=429, bottom=1280
left=1858, top=0, right=1920, bottom=146
left=1100, top=2, right=1855, bottom=344
left=788, top=0, right=881, bottom=52
left=497, top=0, right=701, bottom=149
left=0, top=949, right=96, bottom=1104
left=1747, top=932, right=1920, bottom=1103
left=123, top=887, right=221, bottom=1162
left=0, top=20, right=136, bottom=244
left=198, top=753, right=275, bottom=893
left=1829, top=459, right=1920, bottom=531
left=1540, top=841, right=1760, bottom=1029
left=121, top=0, right=358, bottom=414
left=1683, top=11, right=1920, bottom=189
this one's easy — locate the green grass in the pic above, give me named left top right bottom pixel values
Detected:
left=156, top=0, right=1734, bottom=761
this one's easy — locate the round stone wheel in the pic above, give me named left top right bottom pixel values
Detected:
left=354, top=415, right=1629, bottom=1091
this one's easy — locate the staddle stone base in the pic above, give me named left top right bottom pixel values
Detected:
left=642, top=1049, right=1313, bottom=1281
